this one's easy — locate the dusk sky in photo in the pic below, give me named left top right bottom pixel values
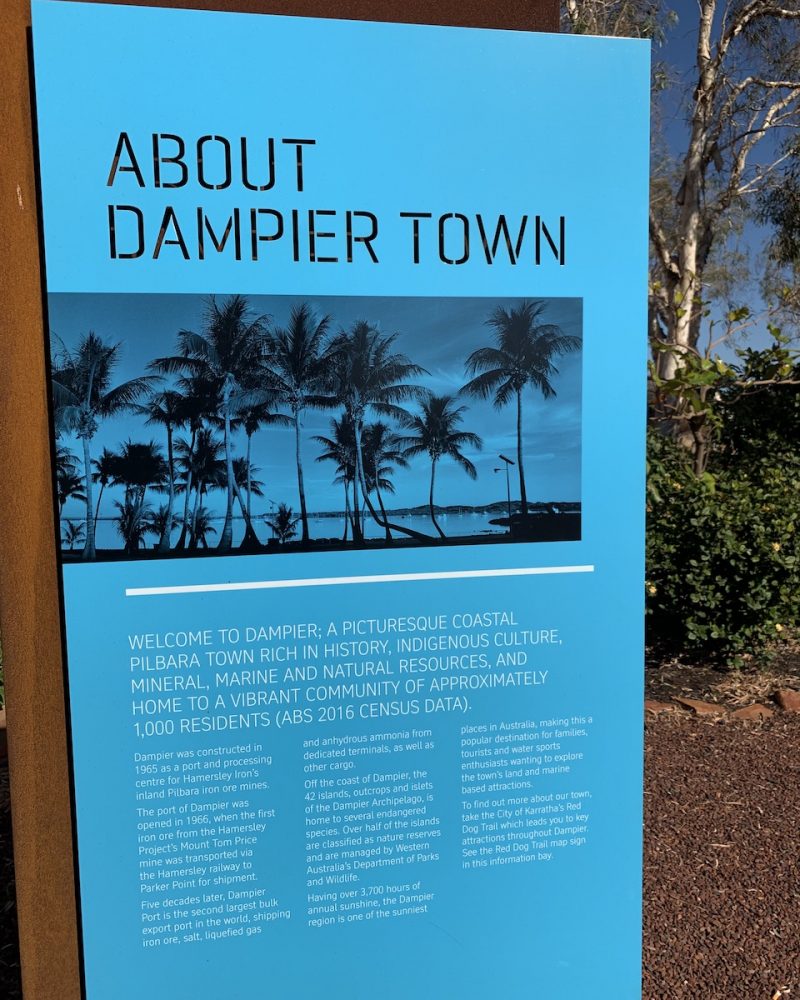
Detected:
left=49, top=293, right=582, bottom=522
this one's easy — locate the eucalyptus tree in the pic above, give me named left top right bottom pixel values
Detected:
left=135, top=389, right=186, bottom=552
left=50, top=331, right=157, bottom=559
left=463, top=301, right=579, bottom=515
left=399, top=395, right=482, bottom=538
left=264, top=302, right=332, bottom=544
left=643, top=0, right=800, bottom=388
left=327, top=321, right=430, bottom=543
left=152, top=296, right=268, bottom=551
left=562, top=0, right=669, bottom=38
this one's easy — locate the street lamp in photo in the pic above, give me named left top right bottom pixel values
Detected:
left=496, top=453, right=515, bottom=529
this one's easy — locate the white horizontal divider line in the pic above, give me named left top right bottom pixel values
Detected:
left=125, top=564, right=595, bottom=598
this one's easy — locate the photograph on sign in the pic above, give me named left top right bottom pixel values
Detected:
left=31, top=3, right=649, bottom=997
left=50, top=292, right=582, bottom=560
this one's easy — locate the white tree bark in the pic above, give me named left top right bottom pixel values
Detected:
left=644, top=0, right=800, bottom=382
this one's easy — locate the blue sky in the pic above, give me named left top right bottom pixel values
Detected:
left=49, top=293, right=582, bottom=519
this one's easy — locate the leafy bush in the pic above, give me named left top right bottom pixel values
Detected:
left=646, top=429, right=800, bottom=661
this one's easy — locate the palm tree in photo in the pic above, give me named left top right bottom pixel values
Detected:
left=171, top=377, right=214, bottom=550
left=150, top=503, right=180, bottom=546
left=361, top=422, right=409, bottom=542
left=50, top=331, right=158, bottom=559
left=91, top=447, right=120, bottom=539
left=236, top=398, right=291, bottom=523
left=264, top=502, right=299, bottom=545
left=57, top=468, right=86, bottom=517
left=327, top=321, right=430, bottom=543
left=55, top=443, right=79, bottom=480
left=62, top=519, right=86, bottom=552
left=192, top=506, right=218, bottom=549
left=462, top=300, right=580, bottom=516
left=180, top=427, right=225, bottom=550
left=233, top=457, right=265, bottom=541
left=152, top=296, right=268, bottom=552
left=136, top=389, right=186, bottom=552
left=399, top=395, right=482, bottom=538
left=314, top=414, right=357, bottom=541
left=114, top=497, right=156, bottom=554
left=113, top=440, right=168, bottom=511
left=264, top=302, right=332, bottom=545
left=56, top=443, right=85, bottom=537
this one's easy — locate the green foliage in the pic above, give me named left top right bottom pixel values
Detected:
left=717, top=350, right=800, bottom=467
left=646, top=426, right=800, bottom=661
left=759, top=144, right=800, bottom=268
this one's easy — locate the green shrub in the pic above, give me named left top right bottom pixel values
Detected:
left=646, top=429, right=800, bottom=660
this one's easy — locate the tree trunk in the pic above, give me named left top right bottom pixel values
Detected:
left=189, top=482, right=203, bottom=551
left=175, top=426, right=196, bottom=550
left=351, top=424, right=364, bottom=544
left=516, top=389, right=528, bottom=516
left=246, top=432, right=253, bottom=520
left=656, top=0, right=715, bottom=384
left=218, top=398, right=235, bottom=551
left=157, top=423, right=174, bottom=553
left=353, top=419, right=431, bottom=541
left=375, top=483, right=392, bottom=543
left=350, top=478, right=359, bottom=540
left=235, top=433, right=260, bottom=551
left=342, top=480, right=350, bottom=542
left=81, top=435, right=96, bottom=560
left=294, top=409, right=310, bottom=544
left=234, top=480, right=260, bottom=551
left=93, top=482, right=106, bottom=540
left=236, top=490, right=261, bottom=550
left=429, top=459, right=445, bottom=538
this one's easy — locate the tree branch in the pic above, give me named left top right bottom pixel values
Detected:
left=710, top=88, right=800, bottom=216
left=716, top=1, right=800, bottom=69
left=650, top=212, right=680, bottom=279
left=737, top=146, right=796, bottom=196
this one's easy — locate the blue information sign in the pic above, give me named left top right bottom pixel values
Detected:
left=32, top=3, right=650, bottom=996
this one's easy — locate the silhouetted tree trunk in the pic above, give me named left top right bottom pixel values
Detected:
left=429, top=459, right=445, bottom=538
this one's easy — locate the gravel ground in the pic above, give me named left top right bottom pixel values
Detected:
left=0, top=713, right=797, bottom=999
left=643, top=713, right=800, bottom=1000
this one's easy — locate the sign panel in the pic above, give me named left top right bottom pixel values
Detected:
left=32, top=3, right=649, bottom=997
